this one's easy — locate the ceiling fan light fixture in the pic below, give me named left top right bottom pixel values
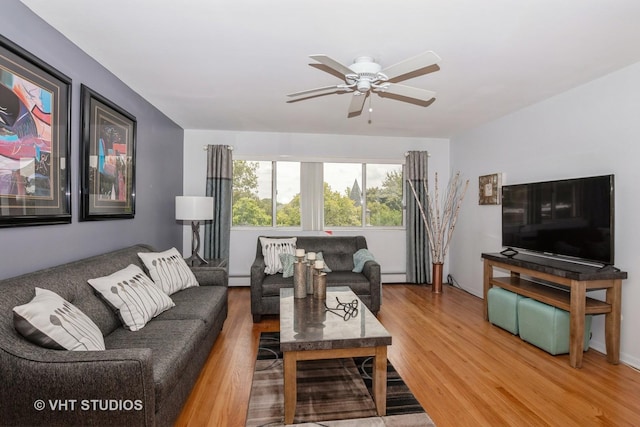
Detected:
left=287, top=51, right=440, bottom=118
left=356, top=79, right=371, bottom=93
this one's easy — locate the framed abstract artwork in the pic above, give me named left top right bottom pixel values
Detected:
left=479, top=173, right=502, bottom=205
left=0, top=35, right=71, bottom=227
left=80, top=84, right=136, bottom=220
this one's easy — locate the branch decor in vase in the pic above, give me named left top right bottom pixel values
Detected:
left=407, top=171, right=469, bottom=293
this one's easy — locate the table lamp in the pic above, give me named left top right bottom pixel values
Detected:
left=176, top=196, right=214, bottom=265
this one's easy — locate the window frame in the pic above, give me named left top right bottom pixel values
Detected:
left=231, top=157, right=404, bottom=230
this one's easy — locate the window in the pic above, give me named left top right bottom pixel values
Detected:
left=366, top=164, right=403, bottom=227
left=324, top=163, right=362, bottom=227
left=276, top=162, right=301, bottom=227
left=232, top=160, right=272, bottom=226
left=232, top=159, right=403, bottom=229
left=232, top=160, right=301, bottom=227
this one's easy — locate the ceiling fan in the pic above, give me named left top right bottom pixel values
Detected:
left=287, top=51, right=441, bottom=118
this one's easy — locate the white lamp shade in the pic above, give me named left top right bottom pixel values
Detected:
left=175, top=196, right=214, bottom=221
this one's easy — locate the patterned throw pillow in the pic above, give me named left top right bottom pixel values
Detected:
left=13, top=288, right=105, bottom=351
left=88, top=264, right=175, bottom=331
left=138, top=247, right=199, bottom=295
left=352, top=248, right=376, bottom=273
left=260, top=237, right=297, bottom=275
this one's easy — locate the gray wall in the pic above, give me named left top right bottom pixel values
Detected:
left=0, top=1, right=184, bottom=280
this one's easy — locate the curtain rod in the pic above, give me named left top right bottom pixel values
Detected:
left=202, top=145, right=234, bottom=151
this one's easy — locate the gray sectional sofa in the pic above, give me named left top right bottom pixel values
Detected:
left=250, top=235, right=381, bottom=322
left=0, top=244, right=228, bottom=427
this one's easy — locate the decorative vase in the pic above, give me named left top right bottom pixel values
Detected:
left=293, top=257, right=306, bottom=298
left=313, top=272, right=327, bottom=301
left=432, top=262, right=444, bottom=293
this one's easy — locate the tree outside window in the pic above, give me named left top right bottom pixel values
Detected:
left=232, top=160, right=403, bottom=228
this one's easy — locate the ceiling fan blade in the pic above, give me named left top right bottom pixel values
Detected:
left=309, top=54, right=354, bottom=77
left=381, top=51, right=441, bottom=81
left=287, top=85, right=343, bottom=98
left=347, top=93, right=367, bottom=117
left=379, top=83, right=436, bottom=103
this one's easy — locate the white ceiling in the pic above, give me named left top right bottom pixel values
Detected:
left=20, top=0, right=640, bottom=138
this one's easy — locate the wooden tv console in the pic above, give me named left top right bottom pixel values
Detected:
left=482, top=252, right=627, bottom=368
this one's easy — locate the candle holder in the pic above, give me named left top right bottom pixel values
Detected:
left=305, top=260, right=315, bottom=295
left=313, top=261, right=324, bottom=296
left=293, top=255, right=306, bottom=298
left=313, top=272, right=327, bottom=300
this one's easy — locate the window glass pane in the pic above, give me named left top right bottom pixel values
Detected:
left=366, top=164, right=403, bottom=226
left=324, top=163, right=362, bottom=227
left=232, top=160, right=272, bottom=226
left=276, top=162, right=301, bottom=227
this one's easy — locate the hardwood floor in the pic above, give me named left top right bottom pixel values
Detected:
left=175, top=285, right=640, bottom=426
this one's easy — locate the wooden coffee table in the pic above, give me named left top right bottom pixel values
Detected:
left=279, top=286, right=392, bottom=424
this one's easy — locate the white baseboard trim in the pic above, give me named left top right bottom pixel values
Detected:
left=228, top=272, right=407, bottom=287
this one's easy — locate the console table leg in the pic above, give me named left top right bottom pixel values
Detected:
left=605, top=281, right=622, bottom=364
left=569, top=281, right=586, bottom=368
left=483, top=260, right=492, bottom=320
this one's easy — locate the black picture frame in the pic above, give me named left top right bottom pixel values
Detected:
left=0, top=35, right=71, bottom=227
left=80, top=84, right=136, bottom=220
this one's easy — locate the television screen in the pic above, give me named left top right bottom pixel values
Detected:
left=501, top=174, right=614, bottom=265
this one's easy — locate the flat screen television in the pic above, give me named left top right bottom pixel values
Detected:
left=501, top=174, right=614, bottom=265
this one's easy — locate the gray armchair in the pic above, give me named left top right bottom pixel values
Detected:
left=250, top=235, right=381, bottom=322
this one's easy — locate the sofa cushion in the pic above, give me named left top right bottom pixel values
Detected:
left=103, top=319, right=205, bottom=408
left=260, top=237, right=297, bottom=275
left=296, top=237, right=362, bottom=272
left=138, top=247, right=199, bottom=295
left=261, top=271, right=370, bottom=297
left=13, top=288, right=105, bottom=351
left=280, top=251, right=332, bottom=279
left=0, top=245, right=159, bottom=338
left=154, top=286, right=227, bottom=325
left=308, top=251, right=332, bottom=272
left=88, top=265, right=175, bottom=331
left=324, top=271, right=372, bottom=296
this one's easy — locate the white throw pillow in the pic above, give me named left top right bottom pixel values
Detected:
left=88, top=264, right=175, bottom=331
left=138, top=247, right=199, bottom=295
left=260, top=237, right=297, bottom=275
left=13, top=288, right=105, bottom=351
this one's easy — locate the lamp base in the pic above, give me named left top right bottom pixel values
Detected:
left=186, top=220, right=208, bottom=267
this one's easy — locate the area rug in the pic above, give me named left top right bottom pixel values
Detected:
left=245, top=332, right=435, bottom=427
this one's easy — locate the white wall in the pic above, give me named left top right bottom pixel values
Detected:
left=449, top=61, right=640, bottom=368
left=183, top=130, right=450, bottom=285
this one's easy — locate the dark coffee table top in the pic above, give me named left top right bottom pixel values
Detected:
left=279, top=286, right=391, bottom=352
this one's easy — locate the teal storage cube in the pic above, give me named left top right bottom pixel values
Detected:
left=488, top=287, right=524, bottom=335
left=517, top=298, right=592, bottom=355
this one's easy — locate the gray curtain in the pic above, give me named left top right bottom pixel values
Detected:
left=405, top=151, right=430, bottom=284
left=204, top=145, right=232, bottom=260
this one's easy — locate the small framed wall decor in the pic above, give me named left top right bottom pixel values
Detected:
left=479, top=173, right=502, bottom=205
left=80, top=84, right=136, bottom=220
